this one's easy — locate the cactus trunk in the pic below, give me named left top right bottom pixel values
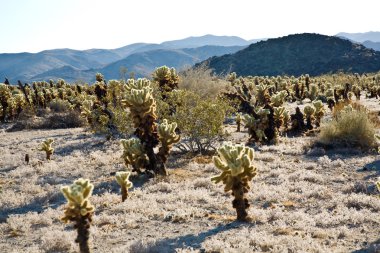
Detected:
left=121, top=186, right=128, bottom=202
left=231, top=177, right=249, bottom=221
left=75, top=215, right=92, bottom=253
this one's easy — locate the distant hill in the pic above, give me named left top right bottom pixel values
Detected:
left=362, top=41, right=380, bottom=51
left=33, top=45, right=245, bottom=82
left=200, top=33, right=380, bottom=77
left=0, top=35, right=256, bottom=83
left=336, top=32, right=380, bottom=43
left=161, top=34, right=252, bottom=48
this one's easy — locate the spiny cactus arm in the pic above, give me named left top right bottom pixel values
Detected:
left=115, top=171, right=133, bottom=189
left=157, top=119, right=180, bottom=145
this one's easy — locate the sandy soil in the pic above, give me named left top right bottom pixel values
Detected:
left=0, top=113, right=379, bottom=253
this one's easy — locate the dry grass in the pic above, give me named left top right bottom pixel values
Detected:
left=318, top=104, right=377, bottom=149
left=179, top=64, right=229, bottom=99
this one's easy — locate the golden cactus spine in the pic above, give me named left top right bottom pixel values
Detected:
left=61, top=178, right=95, bottom=253
left=212, top=143, right=257, bottom=221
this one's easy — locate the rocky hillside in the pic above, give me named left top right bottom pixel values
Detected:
left=201, top=33, right=380, bottom=76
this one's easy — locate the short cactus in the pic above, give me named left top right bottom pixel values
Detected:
left=115, top=171, right=133, bottom=202
left=303, top=105, right=315, bottom=130
left=313, top=100, right=325, bottom=127
left=212, top=143, right=257, bottom=221
left=61, top=178, right=95, bottom=253
left=38, top=138, right=54, bottom=160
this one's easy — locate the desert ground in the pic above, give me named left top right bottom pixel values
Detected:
left=0, top=101, right=379, bottom=253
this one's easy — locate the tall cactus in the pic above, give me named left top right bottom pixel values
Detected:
left=38, top=138, right=54, bottom=160
left=122, top=79, right=179, bottom=176
left=61, top=179, right=95, bottom=253
left=212, top=143, right=257, bottom=221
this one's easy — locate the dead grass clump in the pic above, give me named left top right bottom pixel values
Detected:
left=40, top=111, right=85, bottom=129
left=318, top=105, right=376, bottom=149
left=179, top=64, right=228, bottom=99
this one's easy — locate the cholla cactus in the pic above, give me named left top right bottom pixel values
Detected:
left=115, top=171, right=133, bottom=202
left=242, top=108, right=270, bottom=143
left=303, top=105, right=315, bottom=130
left=273, top=106, right=285, bottom=129
left=157, top=119, right=180, bottom=163
left=61, top=178, right=95, bottom=253
left=236, top=113, right=242, bottom=132
left=152, top=66, right=179, bottom=93
left=212, top=143, right=257, bottom=221
left=270, top=90, right=287, bottom=107
left=313, top=100, right=325, bottom=127
left=122, top=79, right=157, bottom=128
left=38, top=138, right=54, bottom=160
left=122, top=78, right=177, bottom=176
left=120, top=138, right=148, bottom=173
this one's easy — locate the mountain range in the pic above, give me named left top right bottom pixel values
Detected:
left=1, top=35, right=259, bottom=83
left=2, top=32, right=380, bottom=83
left=201, top=33, right=380, bottom=76
left=336, top=32, right=380, bottom=51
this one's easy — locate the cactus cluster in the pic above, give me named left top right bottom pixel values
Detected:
left=212, top=143, right=257, bottom=221
left=61, top=178, right=95, bottom=253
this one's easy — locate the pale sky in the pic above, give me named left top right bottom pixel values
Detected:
left=1, top=0, right=379, bottom=53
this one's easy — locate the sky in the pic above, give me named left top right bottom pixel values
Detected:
left=1, top=0, right=379, bottom=53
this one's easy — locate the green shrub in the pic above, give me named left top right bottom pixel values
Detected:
left=165, top=90, right=232, bottom=153
left=318, top=105, right=376, bottom=149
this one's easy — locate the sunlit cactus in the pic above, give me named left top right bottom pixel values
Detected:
left=115, top=171, right=133, bottom=202
left=120, top=138, right=148, bottom=173
left=270, top=90, right=287, bottom=107
left=152, top=66, right=179, bottom=92
left=303, top=105, right=315, bottom=130
left=61, top=178, right=95, bottom=253
left=95, top=73, right=104, bottom=82
left=273, top=106, right=285, bottom=129
left=313, top=100, right=325, bottom=127
left=122, top=78, right=175, bottom=176
left=38, top=138, right=54, bottom=160
left=212, top=143, right=257, bottom=221
left=0, top=83, right=11, bottom=122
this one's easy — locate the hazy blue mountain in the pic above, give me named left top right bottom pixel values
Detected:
left=31, top=45, right=245, bottom=82
left=161, top=34, right=251, bottom=48
left=200, top=33, right=380, bottom=76
left=0, top=35, right=256, bottom=83
left=336, top=32, right=380, bottom=43
left=362, top=41, right=380, bottom=51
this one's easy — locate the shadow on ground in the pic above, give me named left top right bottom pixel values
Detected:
left=136, top=221, right=254, bottom=252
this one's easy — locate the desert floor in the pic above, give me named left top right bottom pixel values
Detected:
left=0, top=103, right=380, bottom=253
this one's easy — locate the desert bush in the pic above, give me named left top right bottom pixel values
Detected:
left=165, top=90, right=233, bottom=153
left=318, top=105, right=376, bottom=149
left=48, top=99, right=72, bottom=113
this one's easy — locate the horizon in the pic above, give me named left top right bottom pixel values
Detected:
left=2, top=0, right=380, bottom=54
